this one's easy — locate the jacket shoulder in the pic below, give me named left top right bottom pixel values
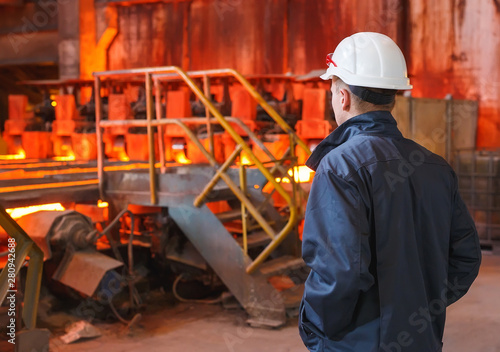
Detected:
left=317, top=134, right=452, bottom=179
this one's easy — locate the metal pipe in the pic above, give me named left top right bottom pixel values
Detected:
left=218, top=171, right=276, bottom=240
left=94, top=77, right=104, bottom=200
left=154, top=78, right=166, bottom=174
left=22, top=244, right=43, bottom=329
left=203, top=75, right=214, bottom=157
left=145, top=73, right=157, bottom=205
left=93, top=208, right=129, bottom=262
left=127, top=212, right=141, bottom=308
left=193, top=145, right=243, bottom=207
left=240, top=163, right=248, bottom=255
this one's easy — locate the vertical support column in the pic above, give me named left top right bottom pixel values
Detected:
left=289, top=133, right=298, bottom=222
left=58, top=0, right=80, bottom=79
left=203, top=75, right=214, bottom=157
left=282, top=0, right=289, bottom=73
left=145, top=73, right=157, bottom=205
left=154, top=78, right=166, bottom=174
left=240, top=163, right=248, bottom=255
left=182, top=2, right=192, bottom=71
left=94, top=76, right=105, bottom=200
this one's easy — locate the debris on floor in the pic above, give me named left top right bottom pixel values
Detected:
left=60, top=321, right=101, bottom=344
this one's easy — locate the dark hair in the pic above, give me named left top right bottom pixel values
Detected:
left=335, top=78, right=397, bottom=112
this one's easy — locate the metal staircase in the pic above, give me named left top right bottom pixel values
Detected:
left=94, top=67, right=311, bottom=326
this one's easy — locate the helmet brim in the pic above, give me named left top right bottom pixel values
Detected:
left=320, top=66, right=335, bottom=80
left=319, top=65, right=413, bottom=90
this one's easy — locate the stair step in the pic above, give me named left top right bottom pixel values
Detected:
left=259, top=255, right=306, bottom=277
left=206, top=187, right=237, bottom=202
left=215, top=209, right=242, bottom=222
left=235, top=231, right=272, bottom=249
left=224, top=221, right=269, bottom=234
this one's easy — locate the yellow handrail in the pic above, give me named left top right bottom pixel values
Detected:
left=0, top=206, right=43, bottom=330
left=100, top=118, right=277, bottom=240
left=154, top=68, right=311, bottom=156
left=94, top=66, right=311, bottom=273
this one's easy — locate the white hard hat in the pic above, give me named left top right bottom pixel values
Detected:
left=320, top=32, right=412, bottom=90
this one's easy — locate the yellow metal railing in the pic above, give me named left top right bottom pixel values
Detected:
left=93, top=66, right=311, bottom=274
left=0, top=206, right=43, bottom=330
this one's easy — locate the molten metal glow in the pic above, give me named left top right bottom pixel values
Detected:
left=53, top=155, right=76, bottom=161
left=288, top=166, right=314, bottom=183
left=118, top=150, right=130, bottom=162
left=6, top=203, right=65, bottom=219
left=240, top=154, right=252, bottom=165
left=275, top=166, right=314, bottom=184
left=53, top=149, right=76, bottom=161
left=97, top=200, right=109, bottom=208
left=173, top=150, right=191, bottom=164
left=0, top=149, right=26, bottom=160
left=0, top=179, right=98, bottom=194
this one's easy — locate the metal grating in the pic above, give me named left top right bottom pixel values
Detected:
left=454, top=150, right=500, bottom=248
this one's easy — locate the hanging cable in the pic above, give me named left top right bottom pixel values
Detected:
left=172, top=274, right=226, bottom=305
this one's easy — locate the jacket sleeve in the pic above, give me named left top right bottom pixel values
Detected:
left=299, top=170, right=374, bottom=342
left=447, top=179, right=482, bottom=306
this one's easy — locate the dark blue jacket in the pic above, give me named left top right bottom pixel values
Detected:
left=299, top=111, right=481, bottom=352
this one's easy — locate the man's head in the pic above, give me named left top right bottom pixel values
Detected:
left=321, top=32, right=412, bottom=125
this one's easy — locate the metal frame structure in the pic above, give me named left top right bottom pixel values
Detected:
left=93, top=66, right=311, bottom=274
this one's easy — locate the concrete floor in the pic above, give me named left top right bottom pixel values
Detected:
left=2, top=254, right=499, bottom=352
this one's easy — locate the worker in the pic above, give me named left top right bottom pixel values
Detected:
left=299, top=32, right=481, bottom=352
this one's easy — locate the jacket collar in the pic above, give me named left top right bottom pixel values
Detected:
left=306, top=110, right=403, bottom=171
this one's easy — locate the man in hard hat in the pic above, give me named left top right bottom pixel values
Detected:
left=299, top=32, right=481, bottom=352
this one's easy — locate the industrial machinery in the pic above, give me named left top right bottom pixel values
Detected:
left=0, top=64, right=483, bottom=339
left=0, top=67, right=333, bottom=330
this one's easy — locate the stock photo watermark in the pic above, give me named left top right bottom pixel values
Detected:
left=5, top=237, right=17, bottom=346
left=7, top=0, right=66, bottom=54
left=379, top=277, right=469, bottom=352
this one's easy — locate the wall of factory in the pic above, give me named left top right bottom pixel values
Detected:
left=75, top=0, right=499, bottom=150
left=408, top=0, right=500, bottom=149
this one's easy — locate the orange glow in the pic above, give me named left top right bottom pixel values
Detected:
left=288, top=166, right=314, bottom=183
left=118, top=150, right=130, bottom=162
left=240, top=154, right=252, bottom=166
left=0, top=162, right=154, bottom=181
left=53, top=155, right=76, bottom=161
left=173, top=150, right=191, bottom=164
left=97, top=200, right=109, bottom=208
left=6, top=203, right=65, bottom=219
left=0, top=160, right=87, bottom=169
left=54, top=148, right=75, bottom=161
left=0, top=149, right=26, bottom=160
left=275, top=166, right=314, bottom=184
left=0, top=179, right=98, bottom=194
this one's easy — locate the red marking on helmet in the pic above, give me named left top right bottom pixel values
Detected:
left=326, top=53, right=337, bottom=67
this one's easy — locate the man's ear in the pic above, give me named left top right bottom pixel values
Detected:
left=340, top=88, right=351, bottom=111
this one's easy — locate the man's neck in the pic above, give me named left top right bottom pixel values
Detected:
left=337, top=108, right=392, bottom=126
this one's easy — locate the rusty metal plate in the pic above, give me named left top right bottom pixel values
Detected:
left=53, top=250, right=123, bottom=297
left=15, top=210, right=74, bottom=260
